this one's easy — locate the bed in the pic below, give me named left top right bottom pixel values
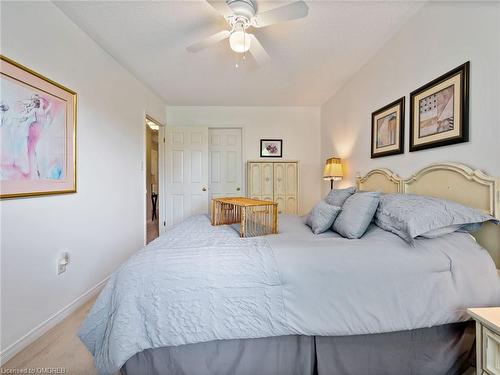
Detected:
left=79, top=163, right=500, bottom=375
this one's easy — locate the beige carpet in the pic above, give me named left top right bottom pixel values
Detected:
left=2, top=297, right=99, bottom=375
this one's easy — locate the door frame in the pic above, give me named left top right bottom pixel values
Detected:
left=208, top=127, right=245, bottom=197
left=143, top=114, right=166, bottom=245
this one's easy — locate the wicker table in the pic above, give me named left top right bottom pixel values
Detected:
left=211, top=197, right=278, bottom=237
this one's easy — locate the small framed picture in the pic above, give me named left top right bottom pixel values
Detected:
left=260, top=139, right=282, bottom=158
left=371, top=97, right=405, bottom=158
left=410, top=62, right=469, bottom=152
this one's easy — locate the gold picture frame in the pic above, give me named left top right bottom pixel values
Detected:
left=0, top=55, right=77, bottom=198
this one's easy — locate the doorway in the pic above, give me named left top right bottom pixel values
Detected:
left=145, top=116, right=161, bottom=243
left=208, top=128, right=243, bottom=206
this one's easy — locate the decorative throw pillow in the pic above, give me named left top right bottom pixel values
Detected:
left=333, top=192, right=381, bottom=239
left=375, top=193, right=499, bottom=243
left=306, top=201, right=342, bottom=234
left=324, top=186, right=357, bottom=207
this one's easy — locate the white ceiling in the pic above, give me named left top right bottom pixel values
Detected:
left=55, top=1, right=424, bottom=106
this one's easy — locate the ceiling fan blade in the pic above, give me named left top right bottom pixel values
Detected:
left=186, top=30, right=230, bottom=52
left=206, top=0, right=233, bottom=17
left=252, top=1, right=309, bottom=28
left=248, top=34, right=270, bottom=65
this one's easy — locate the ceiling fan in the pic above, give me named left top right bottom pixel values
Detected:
left=186, top=0, right=309, bottom=65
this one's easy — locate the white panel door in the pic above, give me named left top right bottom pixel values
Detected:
left=166, top=127, right=208, bottom=227
left=208, top=128, right=243, bottom=203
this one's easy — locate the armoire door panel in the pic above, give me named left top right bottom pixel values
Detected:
left=274, top=163, right=286, bottom=196
left=250, top=163, right=262, bottom=196
left=286, top=196, right=297, bottom=215
left=286, top=163, right=297, bottom=195
left=275, top=195, right=285, bottom=214
left=262, top=163, right=274, bottom=196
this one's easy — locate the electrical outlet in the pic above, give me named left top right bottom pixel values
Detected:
left=57, top=252, right=70, bottom=275
left=57, top=262, right=66, bottom=275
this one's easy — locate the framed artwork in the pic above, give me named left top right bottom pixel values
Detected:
left=260, top=139, right=282, bottom=158
left=371, top=97, right=405, bottom=158
left=0, top=55, right=77, bottom=198
left=410, top=62, right=469, bottom=152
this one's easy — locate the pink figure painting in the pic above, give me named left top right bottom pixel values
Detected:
left=1, top=77, right=66, bottom=182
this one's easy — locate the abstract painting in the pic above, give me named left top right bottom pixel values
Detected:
left=1, top=56, right=76, bottom=198
left=410, top=62, right=469, bottom=152
left=260, top=139, right=282, bottom=158
left=371, top=97, right=404, bottom=158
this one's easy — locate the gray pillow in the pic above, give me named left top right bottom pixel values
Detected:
left=375, top=193, right=499, bottom=243
left=306, top=201, right=341, bottom=234
left=333, top=192, right=381, bottom=239
left=324, top=187, right=356, bottom=207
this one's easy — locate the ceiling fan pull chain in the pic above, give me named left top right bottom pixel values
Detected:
left=243, top=29, right=247, bottom=61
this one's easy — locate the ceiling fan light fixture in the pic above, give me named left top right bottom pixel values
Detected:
left=229, top=30, right=251, bottom=53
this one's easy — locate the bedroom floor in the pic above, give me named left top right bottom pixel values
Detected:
left=147, top=216, right=159, bottom=244
left=2, top=297, right=100, bottom=375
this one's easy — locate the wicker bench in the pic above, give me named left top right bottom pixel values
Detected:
left=211, top=197, right=278, bottom=237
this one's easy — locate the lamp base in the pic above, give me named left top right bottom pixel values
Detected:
left=330, top=179, right=334, bottom=190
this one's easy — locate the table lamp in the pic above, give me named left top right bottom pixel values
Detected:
left=323, top=157, right=343, bottom=190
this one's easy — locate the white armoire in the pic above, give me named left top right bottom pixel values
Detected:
left=247, top=161, right=299, bottom=215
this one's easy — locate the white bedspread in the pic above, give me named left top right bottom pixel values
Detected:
left=79, top=215, right=500, bottom=374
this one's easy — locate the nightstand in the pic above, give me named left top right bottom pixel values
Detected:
left=468, top=307, right=500, bottom=375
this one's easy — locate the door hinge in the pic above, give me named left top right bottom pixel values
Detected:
left=163, top=137, right=165, bottom=143
left=163, top=221, right=166, bottom=226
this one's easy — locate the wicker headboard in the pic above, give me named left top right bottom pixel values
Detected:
left=357, top=162, right=500, bottom=269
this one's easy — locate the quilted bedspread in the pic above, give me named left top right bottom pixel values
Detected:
left=79, top=215, right=500, bottom=374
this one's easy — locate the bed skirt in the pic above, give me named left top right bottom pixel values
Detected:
left=120, top=322, right=475, bottom=375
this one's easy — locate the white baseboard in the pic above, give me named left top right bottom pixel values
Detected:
left=0, top=276, right=110, bottom=365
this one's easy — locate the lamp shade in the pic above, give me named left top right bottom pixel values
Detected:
left=323, top=157, right=343, bottom=179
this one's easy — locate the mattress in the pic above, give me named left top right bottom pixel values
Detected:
left=80, top=215, right=500, bottom=374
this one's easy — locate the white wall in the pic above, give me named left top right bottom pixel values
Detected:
left=0, top=1, right=166, bottom=360
left=321, top=2, right=500, bottom=194
left=167, top=106, right=322, bottom=214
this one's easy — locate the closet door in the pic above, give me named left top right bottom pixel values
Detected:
left=165, top=127, right=209, bottom=226
left=208, top=128, right=242, bottom=202
left=248, top=162, right=262, bottom=200
left=285, top=163, right=298, bottom=215
left=261, top=163, right=274, bottom=201
left=273, top=163, right=286, bottom=214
